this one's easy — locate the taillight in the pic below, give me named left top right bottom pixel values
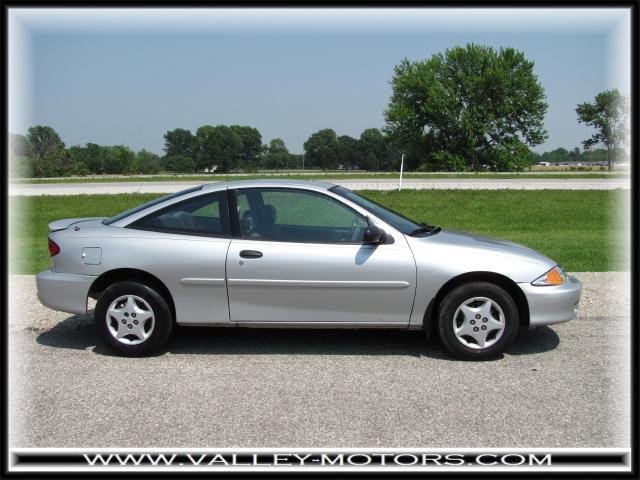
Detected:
left=48, top=238, right=60, bottom=257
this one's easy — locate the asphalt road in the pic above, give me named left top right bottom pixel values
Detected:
left=8, top=177, right=630, bottom=196
left=8, top=272, right=630, bottom=449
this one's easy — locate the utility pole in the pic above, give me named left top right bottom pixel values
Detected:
left=399, top=153, right=405, bottom=191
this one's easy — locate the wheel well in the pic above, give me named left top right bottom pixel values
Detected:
left=423, top=271, right=530, bottom=339
left=88, top=268, right=176, bottom=321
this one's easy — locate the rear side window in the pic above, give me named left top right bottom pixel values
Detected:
left=104, top=186, right=202, bottom=225
left=129, top=192, right=230, bottom=237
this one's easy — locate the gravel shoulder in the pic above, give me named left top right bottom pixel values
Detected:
left=8, top=272, right=631, bottom=449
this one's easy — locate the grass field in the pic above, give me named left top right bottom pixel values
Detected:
left=12, top=171, right=628, bottom=184
left=10, top=190, right=625, bottom=274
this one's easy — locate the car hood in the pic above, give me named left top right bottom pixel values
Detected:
left=412, top=228, right=556, bottom=267
left=48, top=217, right=108, bottom=232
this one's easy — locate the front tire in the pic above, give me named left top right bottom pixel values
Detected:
left=437, top=282, right=519, bottom=360
left=95, top=281, right=173, bottom=356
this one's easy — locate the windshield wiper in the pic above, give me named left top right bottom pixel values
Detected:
left=409, top=224, right=441, bottom=236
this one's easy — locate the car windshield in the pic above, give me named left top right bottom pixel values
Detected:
left=329, top=186, right=437, bottom=236
left=103, top=186, right=203, bottom=225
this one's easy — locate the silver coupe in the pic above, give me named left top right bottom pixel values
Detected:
left=36, top=180, right=582, bottom=359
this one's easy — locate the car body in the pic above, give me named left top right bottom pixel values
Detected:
left=36, top=180, right=582, bottom=359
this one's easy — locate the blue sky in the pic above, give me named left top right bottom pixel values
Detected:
left=10, top=8, right=631, bottom=155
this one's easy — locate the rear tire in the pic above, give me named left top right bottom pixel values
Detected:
left=95, top=281, right=173, bottom=356
left=437, top=282, right=519, bottom=360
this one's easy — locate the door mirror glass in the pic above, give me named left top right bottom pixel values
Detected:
left=363, top=225, right=385, bottom=244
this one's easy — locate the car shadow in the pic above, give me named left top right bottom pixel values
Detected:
left=34, top=311, right=559, bottom=360
left=508, top=326, right=561, bottom=356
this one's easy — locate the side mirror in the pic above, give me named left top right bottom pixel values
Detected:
left=363, top=225, right=385, bottom=244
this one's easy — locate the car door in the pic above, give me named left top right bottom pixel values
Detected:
left=125, top=190, right=232, bottom=325
left=225, top=187, right=416, bottom=325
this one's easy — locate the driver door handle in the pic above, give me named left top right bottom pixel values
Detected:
left=239, top=250, right=263, bottom=259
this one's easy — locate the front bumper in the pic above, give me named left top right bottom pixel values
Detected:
left=519, top=274, right=582, bottom=327
left=36, top=270, right=96, bottom=315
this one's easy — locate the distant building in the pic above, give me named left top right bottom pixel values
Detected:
left=542, top=161, right=607, bottom=167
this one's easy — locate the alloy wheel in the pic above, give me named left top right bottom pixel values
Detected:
left=105, top=294, right=155, bottom=345
left=452, top=296, right=505, bottom=349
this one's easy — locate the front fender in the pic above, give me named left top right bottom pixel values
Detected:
left=406, top=235, right=555, bottom=328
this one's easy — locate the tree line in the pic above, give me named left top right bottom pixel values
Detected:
left=9, top=124, right=396, bottom=177
left=161, top=125, right=394, bottom=173
left=9, top=43, right=629, bottom=177
left=10, top=127, right=165, bottom=178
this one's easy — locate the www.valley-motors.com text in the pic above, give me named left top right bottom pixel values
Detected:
left=11, top=450, right=630, bottom=472
left=82, top=452, right=553, bottom=467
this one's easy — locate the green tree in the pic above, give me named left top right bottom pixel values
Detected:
left=303, top=129, right=339, bottom=170
left=287, top=153, right=303, bottom=170
left=581, top=148, right=608, bottom=164
left=336, top=135, right=359, bottom=170
left=163, top=128, right=196, bottom=158
left=9, top=133, right=34, bottom=177
left=358, top=128, right=391, bottom=171
left=195, top=125, right=243, bottom=173
left=267, top=137, right=288, bottom=155
left=576, top=89, right=629, bottom=171
left=135, top=149, right=162, bottom=174
left=429, top=151, right=466, bottom=172
left=164, top=154, right=196, bottom=173
left=533, top=146, right=613, bottom=167
left=27, top=126, right=65, bottom=177
left=261, top=138, right=289, bottom=171
left=101, top=147, right=125, bottom=174
left=27, top=125, right=87, bottom=177
left=490, top=138, right=534, bottom=171
left=112, top=145, right=136, bottom=174
left=230, top=125, right=262, bottom=170
left=541, top=147, right=569, bottom=164
left=69, top=143, right=104, bottom=174
left=567, top=146, right=581, bottom=162
left=9, top=133, right=32, bottom=157
left=385, top=44, right=548, bottom=171
left=27, top=125, right=64, bottom=161
left=63, top=147, right=92, bottom=176
left=68, top=143, right=130, bottom=174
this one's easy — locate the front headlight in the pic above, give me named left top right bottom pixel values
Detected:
left=532, top=266, right=567, bottom=286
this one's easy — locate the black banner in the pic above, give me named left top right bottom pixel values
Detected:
left=9, top=449, right=631, bottom=473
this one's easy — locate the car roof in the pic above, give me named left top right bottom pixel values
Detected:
left=201, top=179, right=337, bottom=191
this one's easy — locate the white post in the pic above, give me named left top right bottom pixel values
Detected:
left=399, top=153, right=405, bottom=191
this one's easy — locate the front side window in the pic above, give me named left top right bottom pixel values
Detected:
left=235, top=188, right=368, bottom=243
left=129, top=192, right=229, bottom=237
left=329, top=186, right=427, bottom=235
